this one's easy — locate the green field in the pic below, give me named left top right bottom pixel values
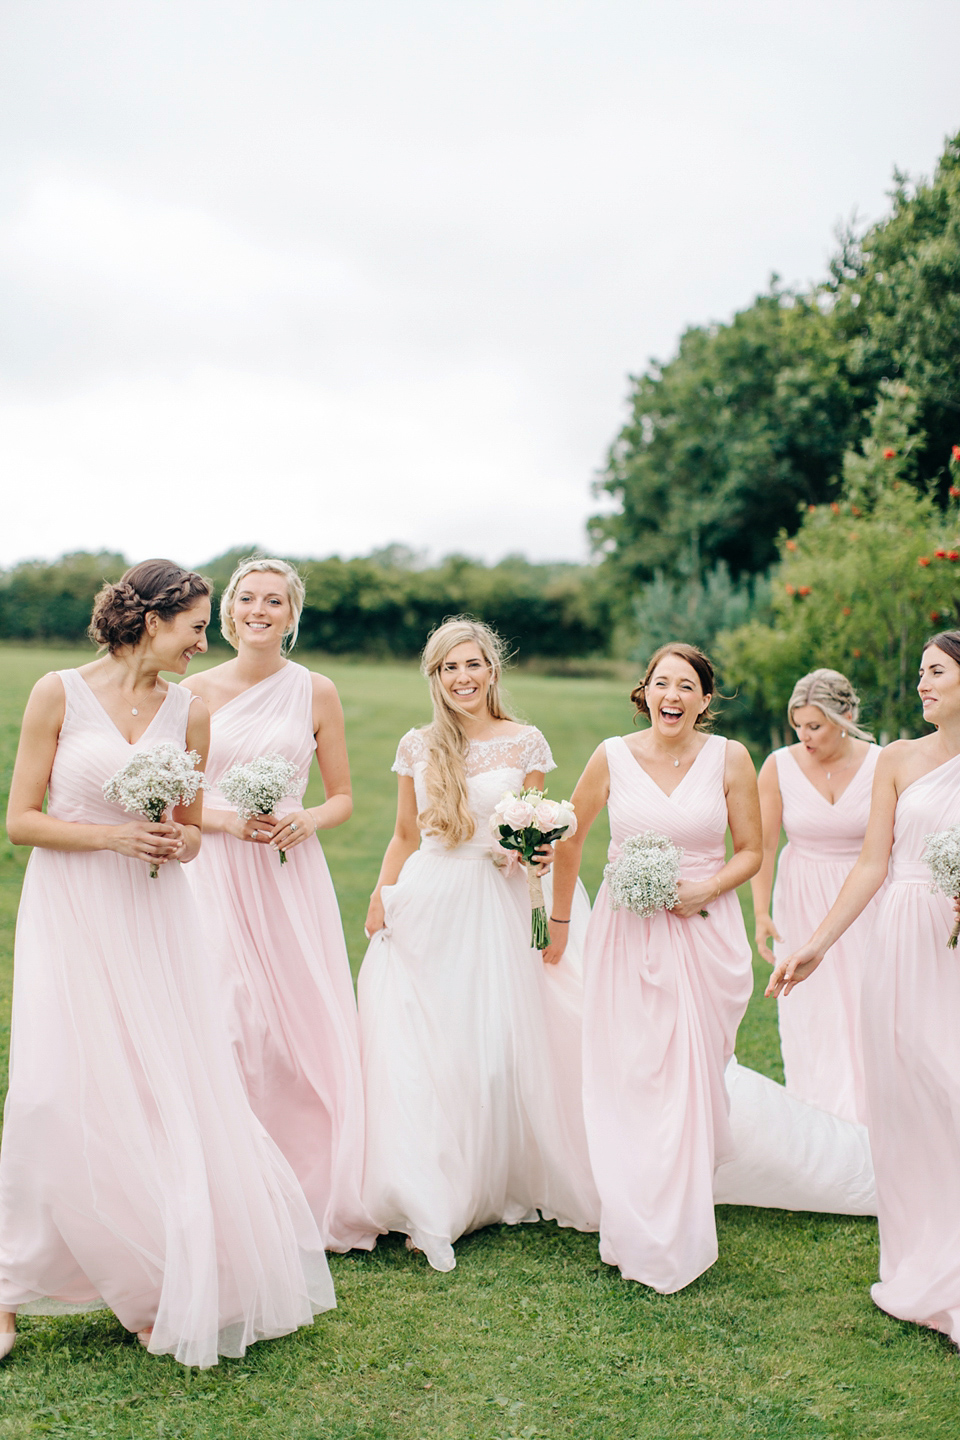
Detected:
left=0, top=644, right=957, bottom=1438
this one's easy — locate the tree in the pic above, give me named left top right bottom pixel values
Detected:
left=716, top=384, right=960, bottom=744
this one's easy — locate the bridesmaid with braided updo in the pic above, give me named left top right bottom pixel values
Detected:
left=0, top=560, right=334, bottom=1367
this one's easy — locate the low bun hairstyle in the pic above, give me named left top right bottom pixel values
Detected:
left=88, top=559, right=212, bottom=653
left=631, top=643, right=718, bottom=730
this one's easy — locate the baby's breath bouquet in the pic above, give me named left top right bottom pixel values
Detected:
left=490, top=789, right=577, bottom=949
left=218, top=754, right=299, bottom=865
left=604, top=831, right=708, bottom=919
left=922, top=824, right=960, bottom=947
left=102, top=741, right=205, bottom=877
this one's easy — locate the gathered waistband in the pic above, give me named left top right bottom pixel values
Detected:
left=787, top=844, right=862, bottom=864
left=419, top=835, right=495, bottom=861
left=889, top=862, right=931, bottom=885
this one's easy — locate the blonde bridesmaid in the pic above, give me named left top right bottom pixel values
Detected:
left=545, top=643, right=763, bottom=1292
left=0, top=561, right=333, bottom=1366
left=751, top=670, right=881, bottom=1123
left=770, top=630, right=960, bottom=1343
left=183, top=558, right=378, bottom=1253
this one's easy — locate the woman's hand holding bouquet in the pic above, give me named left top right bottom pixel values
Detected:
left=490, top=790, right=577, bottom=949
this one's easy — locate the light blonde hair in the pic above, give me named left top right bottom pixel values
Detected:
left=418, top=617, right=518, bottom=847
left=787, top=668, right=874, bottom=742
left=219, top=557, right=306, bottom=653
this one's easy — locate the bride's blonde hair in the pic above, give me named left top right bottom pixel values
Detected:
left=418, top=617, right=518, bottom=848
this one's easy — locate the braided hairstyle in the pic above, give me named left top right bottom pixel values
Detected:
left=88, top=559, right=212, bottom=653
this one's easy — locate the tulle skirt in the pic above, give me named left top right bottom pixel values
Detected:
left=357, top=842, right=599, bottom=1271
left=0, top=848, right=334, bottom=1368
left=188, top=828, right=377, bottom=1252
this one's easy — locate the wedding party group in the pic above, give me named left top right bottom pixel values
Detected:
left=0, top=553, right=957, bottom=1370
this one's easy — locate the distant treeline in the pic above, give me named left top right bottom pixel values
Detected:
left=0, top=546, right=614, bottom=660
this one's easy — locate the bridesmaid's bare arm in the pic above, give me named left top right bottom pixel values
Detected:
left=541, top=744, right=610, bottom=966
left=766, top=746, right=900, bottom=998
left=671, top=740, right=761, bottom=918
left=270, top=673, right=353, bottom=857
left=167, top=699, right=210, bottom=865
left=6, top=674, right=185, bottom=866
left=750, top=754, right=784, bottom=962
left=364, top=776, right=421, bottom=935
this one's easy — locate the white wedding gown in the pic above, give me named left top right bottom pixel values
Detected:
left=357, top=727, right=600, bottom=1271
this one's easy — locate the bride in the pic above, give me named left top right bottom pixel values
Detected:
left=358, top=617, right=599, bottom=1270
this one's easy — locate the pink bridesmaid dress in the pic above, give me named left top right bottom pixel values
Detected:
left=0, top=670, right=334, bottom=1367
left=861, top=752, right=960, bottom=1341
left=773, top=745, right=882, bottom=1124
left=582, top=733, right=754, bottom=1293
left=187, top=662, right=378, bottom=1254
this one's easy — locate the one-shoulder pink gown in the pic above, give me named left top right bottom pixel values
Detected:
left=862, top=752, right=960, bottom=1340
left=187, top=663, right=378, bottom=1253
left=0, top=671, right=334, bottom=1367
left=582, top=734, right=754, bottom=1293
left=773, top=745, right=882, bottom=1124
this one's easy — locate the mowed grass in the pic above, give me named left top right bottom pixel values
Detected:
left=0, top=643, right=958, bottom=1438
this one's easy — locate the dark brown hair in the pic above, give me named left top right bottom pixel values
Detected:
left=924, top=630, right=960, bottom=670
left=89, top=559, right=212, bottom=653
left=631, top=642, right=717, bottom=730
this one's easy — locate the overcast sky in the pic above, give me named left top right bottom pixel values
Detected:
left=2, top=0, right=958, bottom=571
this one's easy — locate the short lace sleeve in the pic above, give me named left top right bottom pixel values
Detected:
left=391, top=728, right=427, bottom=777
left=521, top=727, right=555, bottom=776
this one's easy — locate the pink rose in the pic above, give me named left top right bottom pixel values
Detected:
left=500, top=799, right=536, bottom=830
left=533, top=799, right=562, bottom=830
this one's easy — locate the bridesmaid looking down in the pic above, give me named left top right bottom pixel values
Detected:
left=0, top=560, right=333, bottom=1366
left=545, top=644, right=763, bottom=1293
left=769, top=631, right=960, bottom=1345
left=751, top=670, right=881, bottom=1124
left=182, top=558, right=378, bottom=1253
left=358, top=618, right=598, bottom=1272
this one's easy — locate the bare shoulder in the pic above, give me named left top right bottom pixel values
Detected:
left=723, top=738, right=756, bottom=777
left=757, top=751, right=780, bottom=781
left=309, top=670, right=342, bottom=704
left=29, top=670, right=67, bottom=707
left=181, top=660, right=234, bottom=701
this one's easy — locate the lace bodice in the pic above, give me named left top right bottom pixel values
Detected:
left=392, top=726, right=555, bottom=843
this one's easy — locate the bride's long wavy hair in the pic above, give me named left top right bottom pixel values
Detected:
left=418, top=617, right=518, bottom=848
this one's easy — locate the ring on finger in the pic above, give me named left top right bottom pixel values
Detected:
left=252, top=829, right=259, bottom=839
left=290, top=822, right=298, bottom=832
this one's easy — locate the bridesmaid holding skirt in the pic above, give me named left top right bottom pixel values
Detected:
left=183, top=558, right=377, bottom=1253
left=751, top=670, right=881, bottom=1124
left=359, top=618, right=599, bottom=1272
left=546, top=643, right=763, bottom=1293
left=0, top=561, right=333, bottom=1366
left=771, top=630, right=960, bottom=1343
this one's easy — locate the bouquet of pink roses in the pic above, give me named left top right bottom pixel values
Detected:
left=490, top=788, right=577, bottom=949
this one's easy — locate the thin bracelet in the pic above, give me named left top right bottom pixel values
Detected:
left=549, top=916, right=571, bottom=924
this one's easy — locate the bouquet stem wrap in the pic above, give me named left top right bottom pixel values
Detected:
left=489, top=788, right=577, bottom=951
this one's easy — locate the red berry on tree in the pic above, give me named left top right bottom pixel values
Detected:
left=918, top=556, right=932, bottom=567
left=883, top=448, right=896, bottom=459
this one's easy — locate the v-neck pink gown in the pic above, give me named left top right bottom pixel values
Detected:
left=582, top=734, right=754, bottom=1293
left=186, top=663, right=378, bottom=1253
left=773, top=745, right=882, bottom=1124
left=862, top=752, right=960, bottom=1340
left=0, top=670, right=334, bottom=1367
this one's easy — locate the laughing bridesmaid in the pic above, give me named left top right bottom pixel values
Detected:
left=183, top=557, right=378, bottom=1253
left=544, top=643, right=763, bottom=1293
left=751, top=670, right=882, bottom=1124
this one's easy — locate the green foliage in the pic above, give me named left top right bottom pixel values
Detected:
left=595, top=131, right=960, bottom=607
left=0, top=551, right=126, bottom=643
left=717, top=383, right=960, bottom=743
left=592, top=288, right=859, bottom=594
left=631, top=561, right=773, bottom=662
left=0, top=550, right=614, bottom=661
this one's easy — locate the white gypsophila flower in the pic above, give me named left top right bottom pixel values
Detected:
left=103, top=742, right=204, bottom=824
left=603, top=830, right=683, bottom=918
left=218, top=753, right=299, bottom=819
left=923, top=825, right=960, bottom=899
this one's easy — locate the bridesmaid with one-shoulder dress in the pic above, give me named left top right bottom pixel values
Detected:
left=752, top=670, right=882, bottom=1124
left=183, top=558, right=378, bottom=1253
left=0, top=562, right=333, bottom=1367
left=771, top=630, right=960, bottom=1344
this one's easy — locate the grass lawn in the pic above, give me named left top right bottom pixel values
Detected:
left=0, top=643, right=958, bottom=1438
